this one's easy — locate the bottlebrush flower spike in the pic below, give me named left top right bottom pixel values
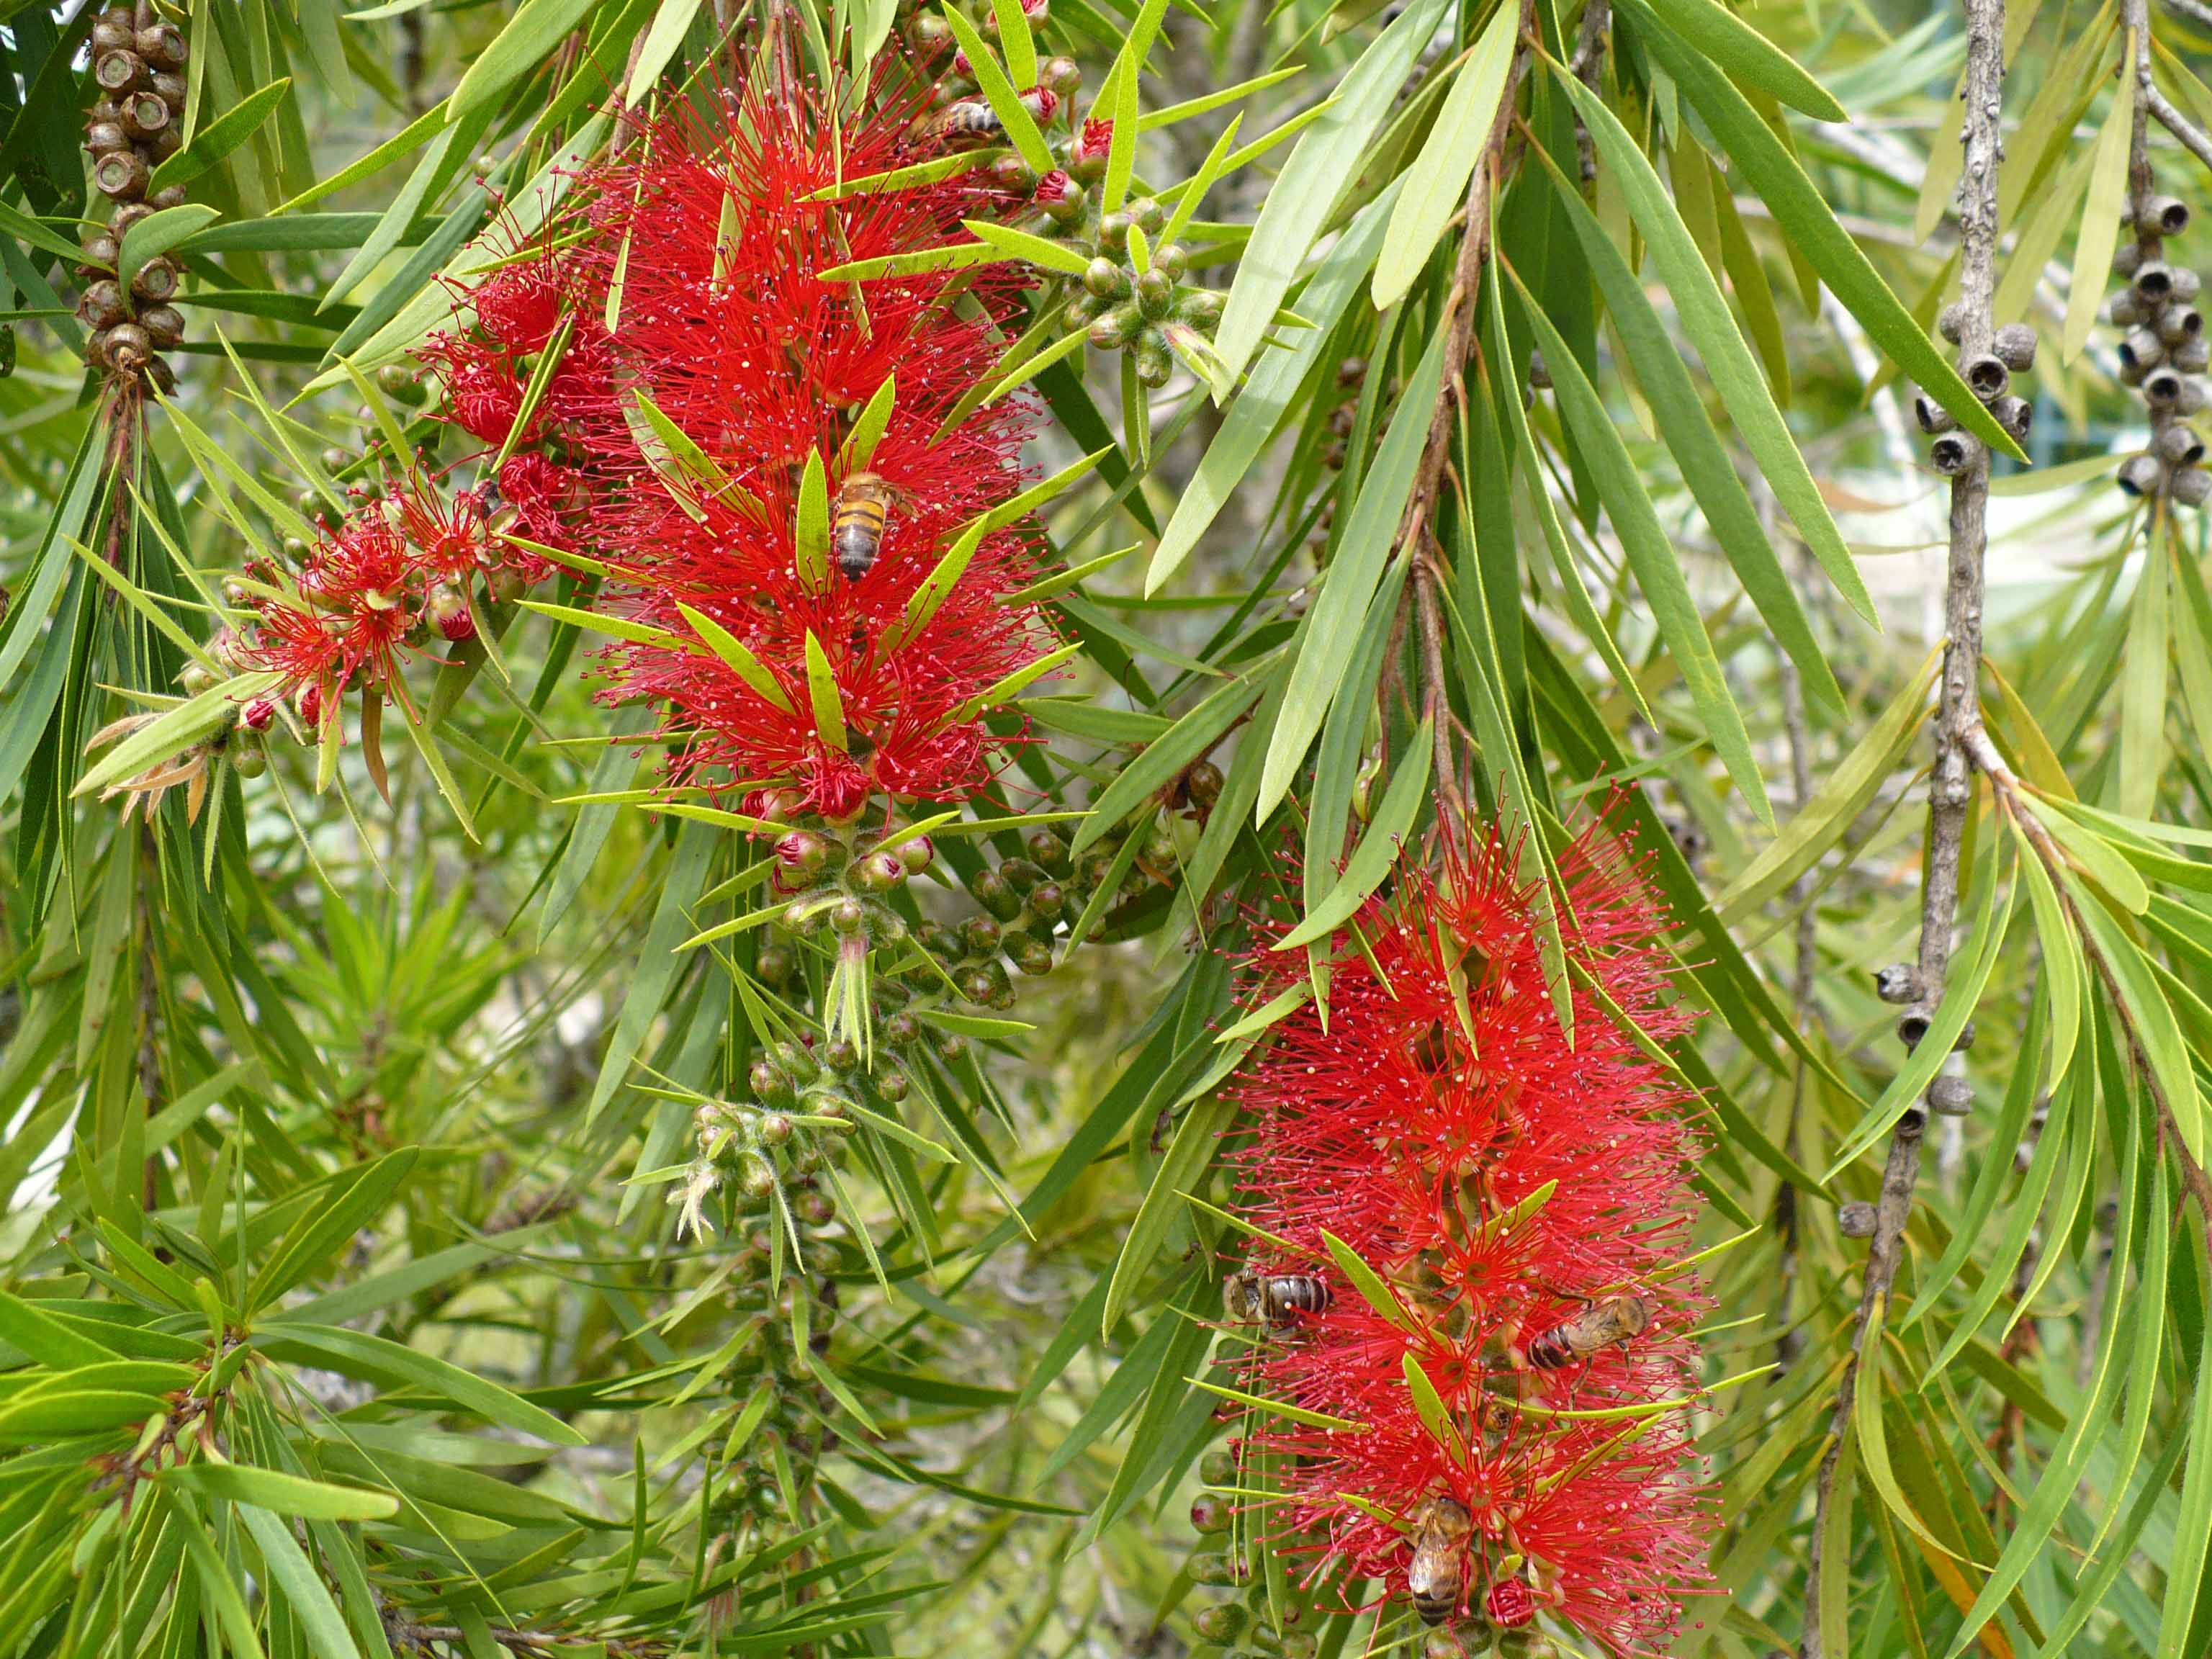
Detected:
left=429, top=76, right=1058, bottom=818
left=1221, top=817, right=1714, bottom=1658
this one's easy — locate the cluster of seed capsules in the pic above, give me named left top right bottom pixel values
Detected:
left=2106, top=191, right=2212, bottom=505
left=77, top=3, right=192, bottom=391
left=1913, top=312, right=2036, bottom=477
left=904, top=4, right=1224, bottom=387
left=675, top=799, right=1203, bottom=1224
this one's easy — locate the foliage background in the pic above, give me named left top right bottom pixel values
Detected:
left=4, top=0, right=2212, bottom=1656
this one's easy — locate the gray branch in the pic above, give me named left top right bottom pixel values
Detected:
left=1797, top=0, right=2005, bottom=1651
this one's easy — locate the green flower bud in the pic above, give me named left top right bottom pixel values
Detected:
left=960, top=914, right=1002, bottom=954
left=830, top=897, right=866, bottom=935
left=1192, top=1605, right=1246, bottom=1644
left=822, top=1037, right=858, bottom=1072
left=1177, top=289, right=1226, bottom=329
left=853, top=850, right=907, bottom=892
left=1134, top=331, right=1174, bottom=387
left=1028, top=881, right=1066, bottom=922
left=1154, top=242, right=1189, bottom=281
left=896, top=835, right=935, bottom=876
left=1130, top=197, right=1166, bottom=235
left=935, top=1030, right=969, bottom=1061
left=918, top=921, right=966, bottom=961
left=1135, top=267, right=1174, bottom=318
left=1025, top=828, right=1071, bottom=871
left=756, top=943, right=796, bottom=986
left=1089, top=302, right=1143, bottom=351
left=750, top=1059, right=796, bottom=1107
left=883, top=1010, right=921, bottom=1047
left=876, top=1068, right=911, bottom=1103
left=1198, top=1447, right=1238, bottom=1485
left=1084, top=256, right=1128, bottom=298
left=1189, top=1550, right=1241, bottom=1587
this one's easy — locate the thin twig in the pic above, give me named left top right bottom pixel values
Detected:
left=1799, top=2, right=2005, bottom=1651
left=1568, top=0, right=1609, bottom=184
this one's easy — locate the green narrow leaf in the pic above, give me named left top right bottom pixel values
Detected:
left=253, top=1323, right=585, bottom=1446
left=449, top=0, right=601, bottom=117
left=1401, top=1352, right=1467, bottom=1462
left=236, top=1505, right=363, bottom=1659
left=1621, top=8, right=2023, bottom=461
left=1372, top=4, right=1519, bottom=309
left=1547, top=73, right=1879, bottom=619
left=1643, top=0, right=1847, bottom=120
left=149, top=79, right=292, bottom=192
left=795, top=448, right=831, bottom=588
left=677, top=602, right=795, bottom=714
left=961, top=217, right=1091, bottom=275
left=1532, top=141, right=1854, bottom=704
left=117, top=205, right=222, bottom=292
left=1510, top=271, right=1772, bottom=827
left=804, top=630, right=848, bottom=752
left=158, top=1467, right=397, bottom=1523
left=936, top=6, right=1056, bottom=174
left=1210, top=0, right=1451, bottom=392
left=838, top=374, right=897, bottom=471
left=1316, top=1231, right=1418, bottom=1334
left=2067, top=40, right=2138, bottom=361
left=1275, top=721, right=1431, bottom=949
left=1257, top=322, right=1450, bottom=824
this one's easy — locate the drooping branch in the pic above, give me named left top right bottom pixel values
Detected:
left=1798, top=0, right=2006, bottom=1650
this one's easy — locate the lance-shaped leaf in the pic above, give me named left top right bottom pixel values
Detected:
left=961, top=218, right=1092, bottom=275
left=1276, top=719, right=1431, bottom=949
left=678, top=603, right=796, bottom=714
left=804, top=631, right=848, bottom=752
left=839, top=374, right=897, bottom=472
left=1257, top=322, right=1449, bottom=824
left=1372, top=2, right=1519, bottom=310
left=1317, top=1231, right=1419, bottom=1335
left=937, top=6, right=1056, bottom=174
left=1510, top=271, right=1773, bottom=827
left=1210, top=0, right=1450, bottom=392
left=1401, top=1353, right=1468, bottom=1462
left=796, top=449, right=832, bottom=589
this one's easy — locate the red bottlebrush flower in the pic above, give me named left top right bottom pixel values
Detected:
left=382, top=475, right=493, bottom=581
left=429, top=76, right=1058, bottom=817
left=1034, top=168, right=1073, bottom=203
left=1222, top=816, right=1714, bottom=1658
left=471, top=266, right=565, bottom=351
left=436, top=343, right=528, bottom=445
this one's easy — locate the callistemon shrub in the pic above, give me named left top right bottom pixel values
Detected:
left=430, top=76, right=1056, bottom=817
left=1226, top=822, right=1714, bottom=1657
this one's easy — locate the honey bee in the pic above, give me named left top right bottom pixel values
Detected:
left=831, top=472, right=898, bottom=582
left=1223, top=1271, right=1332, bottom=1328
left=920, top=99, right=1005, bottom=145
left=1524, top=1292, right=1653, bottom=1372
left=1405, top=1493, right=1473, bottom=1625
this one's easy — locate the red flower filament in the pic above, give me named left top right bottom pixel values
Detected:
left=1224, top=820, right=1714, bottom=1657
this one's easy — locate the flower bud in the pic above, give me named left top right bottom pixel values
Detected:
left=1089, top=303, right=1143, bottom=351
left=1024, top=827, right=1070, bottom=871
left=240, top=697, right=276, bottom=733
left=1175, top=289, right=1226, bottom=329
left=750, top=1059, right=796, bottom=1107
left=1192, top=1606, right=1246, bottom=1644
left=883, top=1010, right=920, bottom=1047
left=1083, top=256, right=1128, bottom=298
left=1486, top=1578, right=1536, bottom=1629
left=1027, top=881, right=1065, bottom=921
left=971, top=867, right=1022, bottom=920
left=1040, top=55, right=1082, bottom=95
left=757, top=1111, right=794, bottom=1146
left=822, top=1036, right=858, bottom=1071
left=1190, top=1550, right=1241, bottom=1587
left=1015, top=939, right=1056, bottom=977
left=775, top=830, right=831, bottom=885
left=876, top=1067, right=911, bottom=1102
left=1134, top=267, right=1174, bottom=318
left=229, top=742, right=267, bottom=778
left=830, top=898, right=866, bottom=935
left=1133, top=332, right=1174, bottom=387
left=425, top=581, right=475, bottom=642
left=853, top=849, right=907, bottom=891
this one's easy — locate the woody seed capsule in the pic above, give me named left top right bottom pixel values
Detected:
left=2176, top=466, right=2212, bottom=507
left=1838, top=1201, right=1877, bottom=1238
